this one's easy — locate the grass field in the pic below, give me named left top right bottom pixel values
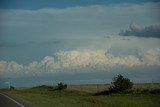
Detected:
left=67, top=83, right=160, bottom=93
left=2, top=83, right=160, bottom=107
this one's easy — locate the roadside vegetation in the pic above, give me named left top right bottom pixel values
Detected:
left=1, top=75, right=160, bottom=107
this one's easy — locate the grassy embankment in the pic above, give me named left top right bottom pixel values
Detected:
left=2, top=83, right=160, bottom=107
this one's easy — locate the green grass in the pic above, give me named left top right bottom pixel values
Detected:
left=4, top=87, right=160, bottom=107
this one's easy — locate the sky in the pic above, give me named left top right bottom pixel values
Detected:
left=0, top=0, right=160, bottom=87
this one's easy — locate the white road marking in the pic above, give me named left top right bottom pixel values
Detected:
left=0, top=93, right=24, bottom=107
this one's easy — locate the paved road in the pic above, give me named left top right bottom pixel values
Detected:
left=0, top=93, right=24, bottom=107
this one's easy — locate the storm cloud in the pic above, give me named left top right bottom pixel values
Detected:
left=119, top=24, right=160, bottom=38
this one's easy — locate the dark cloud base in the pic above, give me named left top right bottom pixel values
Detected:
left=119, top=24, right=160, bottom=38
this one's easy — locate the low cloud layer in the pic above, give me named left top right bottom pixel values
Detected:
left=119, top=24, right=160, bottom=38
left=0, top=48, right=160, bottom=77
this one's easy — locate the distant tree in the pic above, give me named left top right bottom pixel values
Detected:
left=56, top=82, right=67, bottom=90
left=109, top=74, right=133, bottom=92
left=10, top=86, right=15, bottom=90
left=34, top=85, right=53, bottom=89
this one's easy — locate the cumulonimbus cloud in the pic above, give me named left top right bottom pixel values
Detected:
left=0, top=48, right=160, bottom=76
left=119, top=24, right=160, bottom=38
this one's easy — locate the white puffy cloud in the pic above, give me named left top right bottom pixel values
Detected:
left=144, top=48, right=160, bottom=65
left=0, top=61, right=23, bottom=74
left=0, top=48, right=160, bottom=76
left=0, top=61, right=7, bottom=73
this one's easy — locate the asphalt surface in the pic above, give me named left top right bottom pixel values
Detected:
left=0, top=92, right=36, bottom=107
left=0, top=93, right=24, bottom=107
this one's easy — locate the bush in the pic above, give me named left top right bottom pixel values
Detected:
left=149, top=89, right=160, bottom=94
left=33, top=85, right=53, bottom=89
left=55, top=82, right=67, bottom=90
left=109, top=74, right=133, bottom=93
